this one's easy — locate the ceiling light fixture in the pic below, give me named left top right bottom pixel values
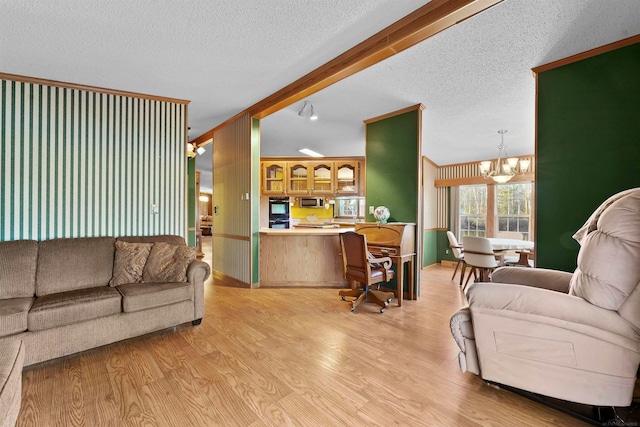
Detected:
left=187, top=143, right=206, bottom=158
left=298, top=101, right=318, bottom=120
left=299, top=148, right=324, bottom=157
left=479, top=130, right=530, bottom=183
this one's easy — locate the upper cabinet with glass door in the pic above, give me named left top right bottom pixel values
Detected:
left=262, top=161, right=287, bottom=195
left=310, top=162, right=333, bottom=195
left=334, top=161, right=359, bottom=194
left=260, top=158, right=363, bottom=195
left=287, top=162, right=310, bottom=195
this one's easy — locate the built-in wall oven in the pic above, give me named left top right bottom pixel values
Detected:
left=268, top=197, right=290, bottom=228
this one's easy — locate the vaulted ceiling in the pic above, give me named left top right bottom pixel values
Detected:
left=2, top=0, right=639, bottom=193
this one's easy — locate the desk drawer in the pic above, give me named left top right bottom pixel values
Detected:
left=368, top=245, right=398, bottom=256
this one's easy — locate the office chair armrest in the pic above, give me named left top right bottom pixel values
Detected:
left=367, top=256, right=392, bottom=270
left=370, top=256, right=392, bottom=282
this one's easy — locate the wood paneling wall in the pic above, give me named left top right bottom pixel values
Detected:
left=434, top=155, right=535, bottom=229
left=212, top=113, right=254, bottom=285
left=0, top=78, right=187, bottom=241
left=422, top=157, right=441, bottom=266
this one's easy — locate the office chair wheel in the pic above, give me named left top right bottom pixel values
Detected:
left=351, top=306, right=356, bottom=312
left=341, top=296, right=346, bottom=301
left=386, top=298, right=392, bottom=303
left=380, top=308, right=385, bottom=313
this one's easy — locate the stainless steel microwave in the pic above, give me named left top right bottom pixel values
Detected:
left=299, top=197, right=325, bottom=208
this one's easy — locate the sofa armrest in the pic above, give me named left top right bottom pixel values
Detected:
left=187, top=259, right=210, bottom=284
left=467, top=282, right=640, bottom=350
left=491, top=266, right=573, bottom=293
left=187, top=260, right=210, bottom=320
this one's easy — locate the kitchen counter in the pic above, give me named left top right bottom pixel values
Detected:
left=259, top=228, right=351, bottom=287
left=260, top=227, right=353, bottom=235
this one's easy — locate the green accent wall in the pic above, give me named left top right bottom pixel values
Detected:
left=536, top=41, right=640, bottom=271
left=0, top=78, right=187, bottom=242
left=365, top=108, right=422, bottom=296
left=422, top=230, right=438, bottom=266
left=251, top=117, right=261, bottom=285
left=437, top=229, right=459, bottom=263
left=365, top=109, right=419, bottom=224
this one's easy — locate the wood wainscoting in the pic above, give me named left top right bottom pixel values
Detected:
left=259, top=230, right=347, bottom=287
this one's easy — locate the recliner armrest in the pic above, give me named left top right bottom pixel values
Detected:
left=467, top=282, right=640, bottom=350
left=491, top=266, right=573, bottom=293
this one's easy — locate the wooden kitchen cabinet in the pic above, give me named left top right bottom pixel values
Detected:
left=261, top=157, right=363, bottom=196
left=262, top=161, right=287, bottom=195
left=287, top=162, right=310, bottom=195
left=310, top=161, right=334, bottom=194
left=334, top=161, right=360, bottom=194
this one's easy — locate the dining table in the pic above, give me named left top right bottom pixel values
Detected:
left=487, top=237, right=535, bottom=266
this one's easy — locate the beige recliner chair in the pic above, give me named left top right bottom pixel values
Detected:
left=450, top=187, right=640, bottom=407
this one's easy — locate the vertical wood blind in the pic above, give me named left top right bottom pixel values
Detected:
left=0, top=79, right=186, bottom=241
left=212, top=113, right=252, bottom=284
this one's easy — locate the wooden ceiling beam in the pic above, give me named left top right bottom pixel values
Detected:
left=191, top=0, right=502, bottom=146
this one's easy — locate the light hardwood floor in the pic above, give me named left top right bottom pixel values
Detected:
left=16, top=238, right=589, bottom=426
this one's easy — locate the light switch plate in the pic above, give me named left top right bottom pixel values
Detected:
left=369, top=206, right=374, bottom=214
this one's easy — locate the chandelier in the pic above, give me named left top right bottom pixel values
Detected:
left=479, top=130, right=530, bottom=183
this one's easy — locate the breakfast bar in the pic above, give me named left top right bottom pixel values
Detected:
left=259, top=227, right=353, bottom=287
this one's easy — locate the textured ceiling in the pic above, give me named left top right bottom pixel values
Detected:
left=261, top=0, right=640, bottom=165
left=2, top=0, right=640, bottom=193
left=1, top=0, right=427, bottom=141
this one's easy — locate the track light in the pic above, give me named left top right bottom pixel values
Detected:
left=298, top=101, right=318, bottom=120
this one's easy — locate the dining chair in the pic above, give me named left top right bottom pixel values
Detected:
left=495, top=231, right=523, bottom=265
left=338, top=231, right=396, bottom=313
left=462, top=236, right=501, bottom=285
left=446, top=231, right=467, bottom=286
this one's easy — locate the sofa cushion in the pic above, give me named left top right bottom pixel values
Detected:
left=28, top=287, right=121, bottom=331
left=117, top=235, right=186, bottom=247
left=109, top=241, right=153, bottom=287
left=0, top=240, right=38, bottom=299
left=0, top=340, right=24, bottom=427
left=117, top=282, right=193, bottom=313
left=142, top=242, right=196, bottom=283
left=0, top=298, right=34, bottom=338
left=36, top=237, right=116, bottom=296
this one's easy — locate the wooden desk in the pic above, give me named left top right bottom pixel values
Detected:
left=355, top=223, right=416, bottom=307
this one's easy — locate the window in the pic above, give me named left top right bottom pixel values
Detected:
left=459, top=185, right=487, bottom=237
left=496, top=182, right=532, bottom=240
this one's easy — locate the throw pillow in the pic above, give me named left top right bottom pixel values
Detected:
left=109, top=241, right=153, bottom=286
left=142, top=242, right=197, bottom=283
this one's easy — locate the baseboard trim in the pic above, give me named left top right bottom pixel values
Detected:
left=211, top=270, right=251, bottom=288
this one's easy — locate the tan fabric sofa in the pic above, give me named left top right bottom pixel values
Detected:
left=0, top=234, right=210, bottom=367
left=451, top=188, right=640, bottom=407
left=0, top=340, right=24, bottom=427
